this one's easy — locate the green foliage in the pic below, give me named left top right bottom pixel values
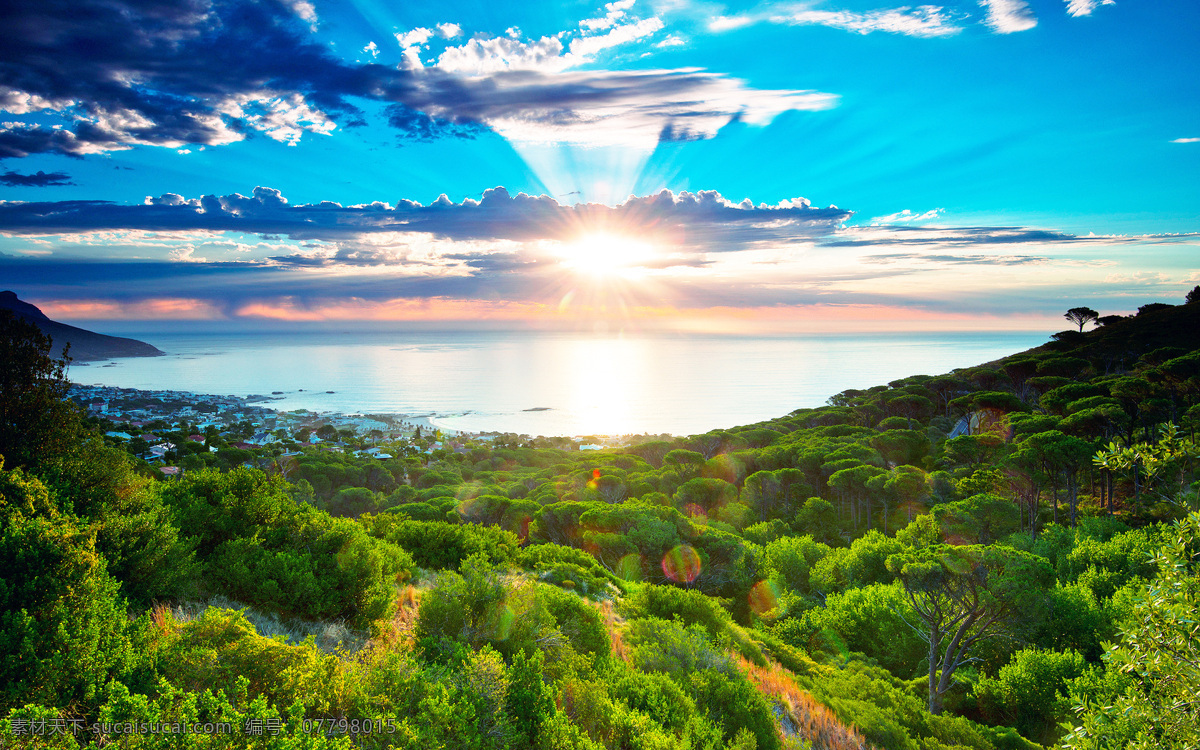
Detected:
left=626, top=618, right=734, bottom=677
left=208, top=519, right=409, bottom=626
left=0, top=470, right=140, bottom=711
left=933, top=494, right=1022, bottom=545
left=0, top=310, right=84, bottom=470
left=888, top=544, right=1055, bottom=715
left=363, top=515, right=519, bottom=570
left=1094, top=423, right=1199, bottom=505
left=162, top=469, right=412, bottom=626
left=539, top=585, right=610, bottom=663
left=519, top=543, right=626, bottom=597
left=687, top=669, right=780, bottom=750
left=507, top=648, right=555, bottom=746
left=156, top=607, right=338, bottom=713
left=810, top=529, right=901, bottom=594
left=40, top=439, right=197, bottom=604
left=414, top=554, right=558, bottom=665
left=760, top=534, right=829, bottom=595
left=1060, top=512, right=1200, bottom=749
left=672, top=477, right=738, bottom=513
left=974, top=647, right=1091, bottom=744
left=801, top=582, right=925, bottom=677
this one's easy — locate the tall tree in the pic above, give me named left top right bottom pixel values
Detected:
left=0, top=310, right=82, bottom=469
left=887, top=545, right=1053, bottom=715
left=1064, top=306, right=1100, bottom=332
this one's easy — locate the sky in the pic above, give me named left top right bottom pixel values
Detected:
left=0, top=0, right=1197, bottom=333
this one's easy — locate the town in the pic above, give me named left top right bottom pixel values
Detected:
left=68, top=383, right=641, bottom=476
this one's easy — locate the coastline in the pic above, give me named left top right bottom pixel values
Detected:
left=66, top=329, right=1053, bottom=438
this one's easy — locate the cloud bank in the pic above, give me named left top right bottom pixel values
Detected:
left=0, top=0, right=836, bottom=156
left=710, top=4, right=962, bottom=38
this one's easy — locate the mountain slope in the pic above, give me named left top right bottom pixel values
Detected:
left=0, top=291, right=163, bottom=362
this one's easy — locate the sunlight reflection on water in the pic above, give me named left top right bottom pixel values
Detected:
left=71, top=329, right=1048, bottom=436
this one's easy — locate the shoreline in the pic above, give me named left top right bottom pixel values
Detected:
left=68, top=382, right=655, bottom=441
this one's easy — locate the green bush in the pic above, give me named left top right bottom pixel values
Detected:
left=0, top=489, right=140, bottom=711
left=801, top=582, right=926, bottom=678
left=364, top=516, right=519, bottom=570
left=973, top=647, right=1091, bottom=744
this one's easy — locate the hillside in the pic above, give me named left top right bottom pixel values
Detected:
left=1, top=296, right=1197, bottom=749
left=0, top=290, right=163, bottom=362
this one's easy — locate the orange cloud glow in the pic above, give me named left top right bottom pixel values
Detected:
left=35, top=297, right=225, bottom=320
left=232, top=297, right=1061, bottom=333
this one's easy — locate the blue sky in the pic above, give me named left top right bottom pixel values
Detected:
left=0, top=0, right=1197, bottom=331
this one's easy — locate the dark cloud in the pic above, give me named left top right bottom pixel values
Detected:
left=862, top=252, right=1050, bottom=266
left=385, top=105, right=488, bottom=142
left=823, top=226, right=1090, bottom=247
left=0, top=170, right=74, bottom=186
left=0, top=185, right=852, bottom=249
left=0, top=0, right=833, bottom=157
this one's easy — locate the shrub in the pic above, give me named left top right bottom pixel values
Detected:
left=973, top=647, right=1092, bottom=744
left=364, top=516, right=519, bottom=570
left=801, top=582, right=926, bottom=678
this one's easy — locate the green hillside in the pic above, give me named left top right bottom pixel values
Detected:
left=1, top=296, right=1197, bottom=749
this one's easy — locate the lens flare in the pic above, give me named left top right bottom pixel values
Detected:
left=748, top=579, right=780, bottom=616
left=487, top=601, right=515, bottom=641
left=661, top=544, right=702, bottom=583
left=616, top=553, right=643, bottom=581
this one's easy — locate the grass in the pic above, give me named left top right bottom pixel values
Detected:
left=737, top=655, right=869, bottom=750
left=153, top=594, right=369, bottom=654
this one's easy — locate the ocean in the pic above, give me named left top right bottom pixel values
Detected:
left=69, top=329, right=1049, bottom=437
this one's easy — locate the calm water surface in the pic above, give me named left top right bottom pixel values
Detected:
left=70, top=330, right=1049, bottom=436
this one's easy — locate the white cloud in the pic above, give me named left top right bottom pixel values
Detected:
left=400, top=46, right=425, bottom=70
left=437, top=22, right=463, bottom=38
left=362, top=41, right=379, bottom=58
left=453, top=68, right=837, bottom=148
left=1170, top=137, right=1200, bottom=144
left=434, top=10, right=664, bottom=76
left=374, top=5, right=830, bottom=149
left=582, top=0, right=637, bottom=30
left=712, top=5, right=961, bottom=38
left=282, top=0, right=317, bottom=26
left=435, top=35, right=568, bottom=75
left=708, top=15, right=756, bottom=32
left=0, top=87, right=73, bottom=114
left=215, top=93, right=336, bottom=145
left=656, top=34, right=687, bottom=47
left=395, top=28, right=435, bottom=49
left=1065, top=0, right=1115, bottom=18
left=979, top=0, right=1037, bottom=33
left=780, top=6, right=960, bottom=37
left=871, top=208, right=945, bottom=223
left=566, top=16, right=665, bottom=62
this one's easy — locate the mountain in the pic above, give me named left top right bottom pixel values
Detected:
left=0, top=291, right=164, bottom=362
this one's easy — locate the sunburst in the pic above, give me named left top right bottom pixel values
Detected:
left=554, top=233, right=655, bottom=278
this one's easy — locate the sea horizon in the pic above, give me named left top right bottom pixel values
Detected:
left=67, top=327, right=1053, bottom=437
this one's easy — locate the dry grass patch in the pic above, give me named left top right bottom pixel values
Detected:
left=737, top=655, right=869, bottom=750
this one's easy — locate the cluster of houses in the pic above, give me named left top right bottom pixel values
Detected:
left=67, top=384, right=477, bottom=470
left=68, top=384, right=633, bottom=477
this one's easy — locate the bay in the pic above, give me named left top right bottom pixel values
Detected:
left=70, top=329, right=1049, bottom=436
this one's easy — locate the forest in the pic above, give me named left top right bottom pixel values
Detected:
left=1, top=295, right=1198, bottom=750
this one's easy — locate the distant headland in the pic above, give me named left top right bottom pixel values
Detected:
left=0, top=290, right=164, bottom=362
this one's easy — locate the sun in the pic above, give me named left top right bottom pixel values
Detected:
left=555, top=233, right=654, bottom=277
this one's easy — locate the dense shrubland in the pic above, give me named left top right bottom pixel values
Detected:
left=2, top=298, right=1200, bottom=748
